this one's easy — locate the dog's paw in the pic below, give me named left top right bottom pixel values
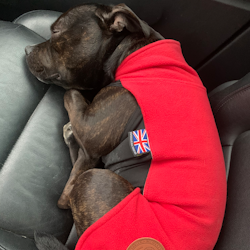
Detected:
left=57, top=193, right=71, bottom=209
left=63, top=122, right=76, bottom=146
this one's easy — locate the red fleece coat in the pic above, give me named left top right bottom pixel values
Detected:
left=75, top=40, right=227, bottom=250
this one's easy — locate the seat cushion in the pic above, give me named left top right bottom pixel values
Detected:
left=13, top=10, right=62, bottom=39
left=209, top=73, right=250, bottom=177
left=214, top=130, right=250, bottom=250
left=209, top=73, right=250, bottom=249
left=0, top=21, right=73, bottom=249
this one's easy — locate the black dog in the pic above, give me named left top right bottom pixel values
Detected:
left=25, top=3, right=164, bottom=249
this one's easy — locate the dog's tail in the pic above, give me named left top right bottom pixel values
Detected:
left=34, top=231, right=69, bottom=250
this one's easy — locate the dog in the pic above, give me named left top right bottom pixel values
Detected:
left=26, top=3, right=164, bottom=249
left=25, top=3, right=227, bottom=250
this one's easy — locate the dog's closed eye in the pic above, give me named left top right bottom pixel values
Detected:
left=51, top=29, right=60, bottom=37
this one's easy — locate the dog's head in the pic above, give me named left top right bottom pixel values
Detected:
left=25, top=4, right=163, bottom=90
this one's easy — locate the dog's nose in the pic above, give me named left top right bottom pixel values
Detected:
left=25, top=45, right=34, bottom=56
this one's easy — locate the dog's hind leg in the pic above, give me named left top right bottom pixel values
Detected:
left=35, top=170, right=133, bottom=248
left=69, top=168, right=134, bottom=237
left=58, top=148, right=99, bottom=209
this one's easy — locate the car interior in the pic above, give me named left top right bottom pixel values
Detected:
left=0, top=0, right=250, bottom=249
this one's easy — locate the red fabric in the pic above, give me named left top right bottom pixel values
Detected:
left=75, top=40, right=227, bottom=250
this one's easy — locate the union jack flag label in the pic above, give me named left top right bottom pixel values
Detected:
left=129, top=129, right=151, bottom=156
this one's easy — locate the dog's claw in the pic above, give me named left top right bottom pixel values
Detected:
left=63, top=122, right=75, bottom=146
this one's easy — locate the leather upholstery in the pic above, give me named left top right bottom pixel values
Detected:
left=209, top=73, right=250, bottom=249
left=0, top=4, right=249, bottom=250
left=209, top=73, right=250, bottom=176
left=0, top=21, right=73, bottom=249
left=13, top=10, right=62, bottom=39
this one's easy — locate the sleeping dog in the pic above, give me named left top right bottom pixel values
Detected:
left=26, top=3, right=163, bottom=248
left=26, top=3, right=226, bottom=250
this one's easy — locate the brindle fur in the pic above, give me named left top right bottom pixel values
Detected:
left=26, top=3, right=164, bottom=246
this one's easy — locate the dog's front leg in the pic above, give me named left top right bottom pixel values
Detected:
left=63, top=89, right=89, bottom=150
left=58, top=88, right=138, bottom=209
left=58, top=90, right=97, bottom=209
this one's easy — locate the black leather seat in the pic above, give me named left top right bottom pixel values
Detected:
left=0, top=17, right=74, bottom=249
left=0, top=3, right=250, bottom=250
left=209, top=73, right=250, bottom=250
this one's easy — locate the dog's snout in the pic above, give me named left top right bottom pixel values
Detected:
left=25, top=45, right=34, bottom=56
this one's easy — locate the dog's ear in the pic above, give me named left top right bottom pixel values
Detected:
left=96, top=3, right=151, bottom=38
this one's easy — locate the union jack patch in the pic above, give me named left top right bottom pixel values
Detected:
left=129, top=129, right=151, bottom=156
